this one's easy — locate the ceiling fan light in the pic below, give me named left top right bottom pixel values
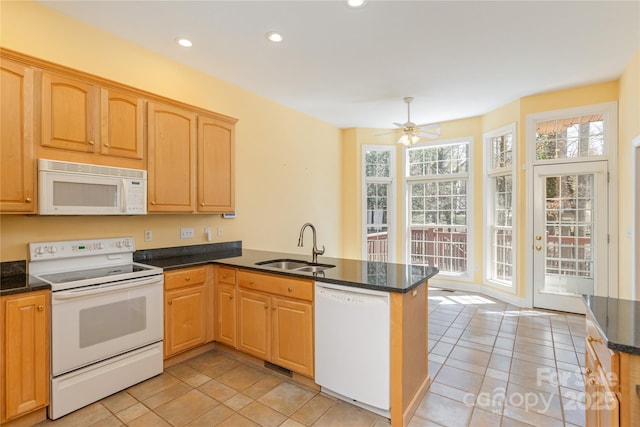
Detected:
left=411, top=135, right=420, bottom=144
left=398, top=134, right=410, bottom=145
left=347, top=0, right=367, bottom=7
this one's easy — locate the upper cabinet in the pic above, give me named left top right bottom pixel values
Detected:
left=198, top=114, right=235, bottom=213
left=1, top=49, right=237, bottom=215
left=0, top=58, right=36, bottom=213
left=40, top=71, right=145, bottom=169
left=147, top=101, right=197, bottom=213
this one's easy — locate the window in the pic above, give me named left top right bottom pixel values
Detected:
left=406, top=139, right=472, bottom=277
left=484, top=124, right=516, bottom=289
left=535, top=114, right=604, bottom=160
left=363, top=146, right=395, bottom=262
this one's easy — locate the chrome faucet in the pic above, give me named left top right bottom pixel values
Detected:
left=297, top=223, right=325, bottom=264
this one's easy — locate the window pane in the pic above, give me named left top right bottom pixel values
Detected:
left=409, top=227, right=467, bottom=274
left=407, top=142, right=469, bottom=177
left=364, top=149, right=391, bottom=177
left=536, top=114, right=604, bottom=160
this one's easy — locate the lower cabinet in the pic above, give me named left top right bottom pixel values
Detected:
left=220, top=269, right=314, bottom=378
left=214, top=267, right=237, bottom=348
left=0, top=290, right=50, bottom=424
left=164, top=266, right=212, bottom=358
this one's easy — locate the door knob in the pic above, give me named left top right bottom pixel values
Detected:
left=535, top=245, right=542, bottom=251
left=535, top=235, right=542, bottom=241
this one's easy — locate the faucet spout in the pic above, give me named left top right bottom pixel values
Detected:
left=297, top=223, right=325, bottom=264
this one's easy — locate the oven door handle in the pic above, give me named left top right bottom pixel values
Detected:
left=52, top=276, right=163, bottom=300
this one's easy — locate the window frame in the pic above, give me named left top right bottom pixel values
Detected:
left=403, top=137, right=474, bottom=280
left=483, top=123, right=516, bottom=292
left=362, top=145, right=396, bottom=262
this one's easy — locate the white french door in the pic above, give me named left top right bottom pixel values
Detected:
left=532, top=161, right=609, bottom=313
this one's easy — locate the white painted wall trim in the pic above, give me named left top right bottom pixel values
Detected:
left=632, top=134, right=640, bottom=301
left=428, top=279, right=529, bottom=308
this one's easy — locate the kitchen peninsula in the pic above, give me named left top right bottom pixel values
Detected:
left=135, top=241, right=438, bottom=427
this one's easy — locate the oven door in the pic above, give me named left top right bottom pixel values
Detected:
left=51, top=275, right=163, bottom=376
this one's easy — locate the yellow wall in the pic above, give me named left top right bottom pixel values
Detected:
left=0, top=1, right=342, bottom=261
left=617, top=50, right=640, bottom=298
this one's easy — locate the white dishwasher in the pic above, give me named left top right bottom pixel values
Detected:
left=314, top=281, right=390, bottom=418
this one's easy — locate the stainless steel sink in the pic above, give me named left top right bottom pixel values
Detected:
left=255, top=259, right=309, bottom=270
left=294, top=265, right=333, bottom=273
left=255, top=258, right=335, bottom=272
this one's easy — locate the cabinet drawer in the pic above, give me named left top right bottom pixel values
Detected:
left=217, top=267, right=236, bottom=285
left=586, top=317, right=619, bottom=388
left=238, top=270, right=313, bottom=301
left=164, top=266, right=206, bottom=290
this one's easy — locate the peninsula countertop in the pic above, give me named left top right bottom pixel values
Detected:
left=583, top=295, right=640, bottom=355
left=134, top=242, right=438, bottom=293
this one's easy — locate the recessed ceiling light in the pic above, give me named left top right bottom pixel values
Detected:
left=265, top=31, right=283, bottom=43
left=176, top=37, right=193, bottom=47
left=347, top=0, right=367, bottom=8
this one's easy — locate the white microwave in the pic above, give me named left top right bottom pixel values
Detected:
left=38, top=159, right=147, bottom=215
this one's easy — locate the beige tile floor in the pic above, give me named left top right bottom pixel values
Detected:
left=39, top=289, right=587, bottom=427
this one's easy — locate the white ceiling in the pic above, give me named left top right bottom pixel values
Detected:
left=38, top=0, right=639, bottom=129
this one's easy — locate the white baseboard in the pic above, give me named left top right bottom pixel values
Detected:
left=428, top=279, right=529, bottom=308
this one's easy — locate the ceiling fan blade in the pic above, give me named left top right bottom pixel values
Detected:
left=416, top=123, right=440, bottom=130
left=417, top=131, right=440, bottom=139
left=393, top=122, right=406, bottom=128
left=375, top=131, right=399, bottom=136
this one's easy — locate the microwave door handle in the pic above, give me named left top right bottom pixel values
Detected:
left=121, top=179, right=128, bottom=213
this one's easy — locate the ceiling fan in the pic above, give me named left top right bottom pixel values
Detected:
left=378, top=97, right=440, bottom=145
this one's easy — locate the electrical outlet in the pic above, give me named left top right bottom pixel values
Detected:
left=180, top=227, right=194, bottom=239
left=205, top=227, right=212, bottom=241
left=144, top=230, right=152, bottom=242
left=217, top=226, right=223, bottom=237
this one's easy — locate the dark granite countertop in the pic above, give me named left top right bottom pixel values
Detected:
left=1, top=261, right=51, bottom=297
left=135, top=242, right=438, bottom=293
left=583, top=295, right=640, bottom=355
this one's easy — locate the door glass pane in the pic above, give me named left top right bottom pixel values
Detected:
left=543, top=174, right=594, bottom=295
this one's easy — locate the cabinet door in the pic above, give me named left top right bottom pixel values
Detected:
left=164, top=285, right=206, bottom=357
left=3, top=292, right=49, bottom=421
left=100, top=88, right=144, bottom=161
left=42, top=71, right=98, bottom=153
left=585, top=341, right=599, bottom=427
left=215, top=284, right=237, bottom=347
left=237, top=290, right=270, bottom=360
left=197, top=114, right=235, bottom=213
left=0, top=59, right=35, bottom=213
left=147, top=102, right=197, bottom=212
left=271, top=297, right=314, bottom=377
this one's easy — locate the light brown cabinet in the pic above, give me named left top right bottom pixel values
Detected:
left=0, top=58, right=36, bottom=213
left=236, top=270, right=314, bottom=377
left=40, top=72, right=146, bottom=169
left=215, top=267, right=237, bottom=347
left=147, top=101, right=197, bottom=213
left=0, top=290, right=50, bottom=424
left=198, top=114, right=235, bottom=213
left=585, top=333, right=619, bottom=426
left=164, top=266, right=208, bottom=358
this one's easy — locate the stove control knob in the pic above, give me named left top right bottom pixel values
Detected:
left=124, top=239, right=131, bottom=247
left=116, top=241, right=122, bottom=248
left=48, top=246, right=57, bottom=254
left=97, top=242, right=105, bottom=250
left=35, top=246, right=45, bottom=255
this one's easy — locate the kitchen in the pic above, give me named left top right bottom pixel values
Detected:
left=1, top=1, right=640, bottom=426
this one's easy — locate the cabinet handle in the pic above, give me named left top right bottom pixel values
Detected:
left=229, top=295, right=234, bottom=300
left=185, top=277, right=191, bottom=281
left=264, top=304, right=268, bottom=309
left=151, top=201, right=156, bottom=205
left=288, top=287, right=292, bottom=292
left=103, top=143, right=110, bottom=148
left=88, top=140, right=95, bottom=145
left=272, top=307, right=276, bottom=311
left=200, top=203, right=205, bottom=207
left=587, top=336, right=603, bottom=344
left=223, top=275, right=228, bottom=279
left=25, top=197, right=32, bottom=203
left=588, top=377, right=599, bottom=387
left=37, top=305, right=44, bottom=312
left=168, top=300, right=173, bottom=305
left=249, top=280, right=255, bottom=285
